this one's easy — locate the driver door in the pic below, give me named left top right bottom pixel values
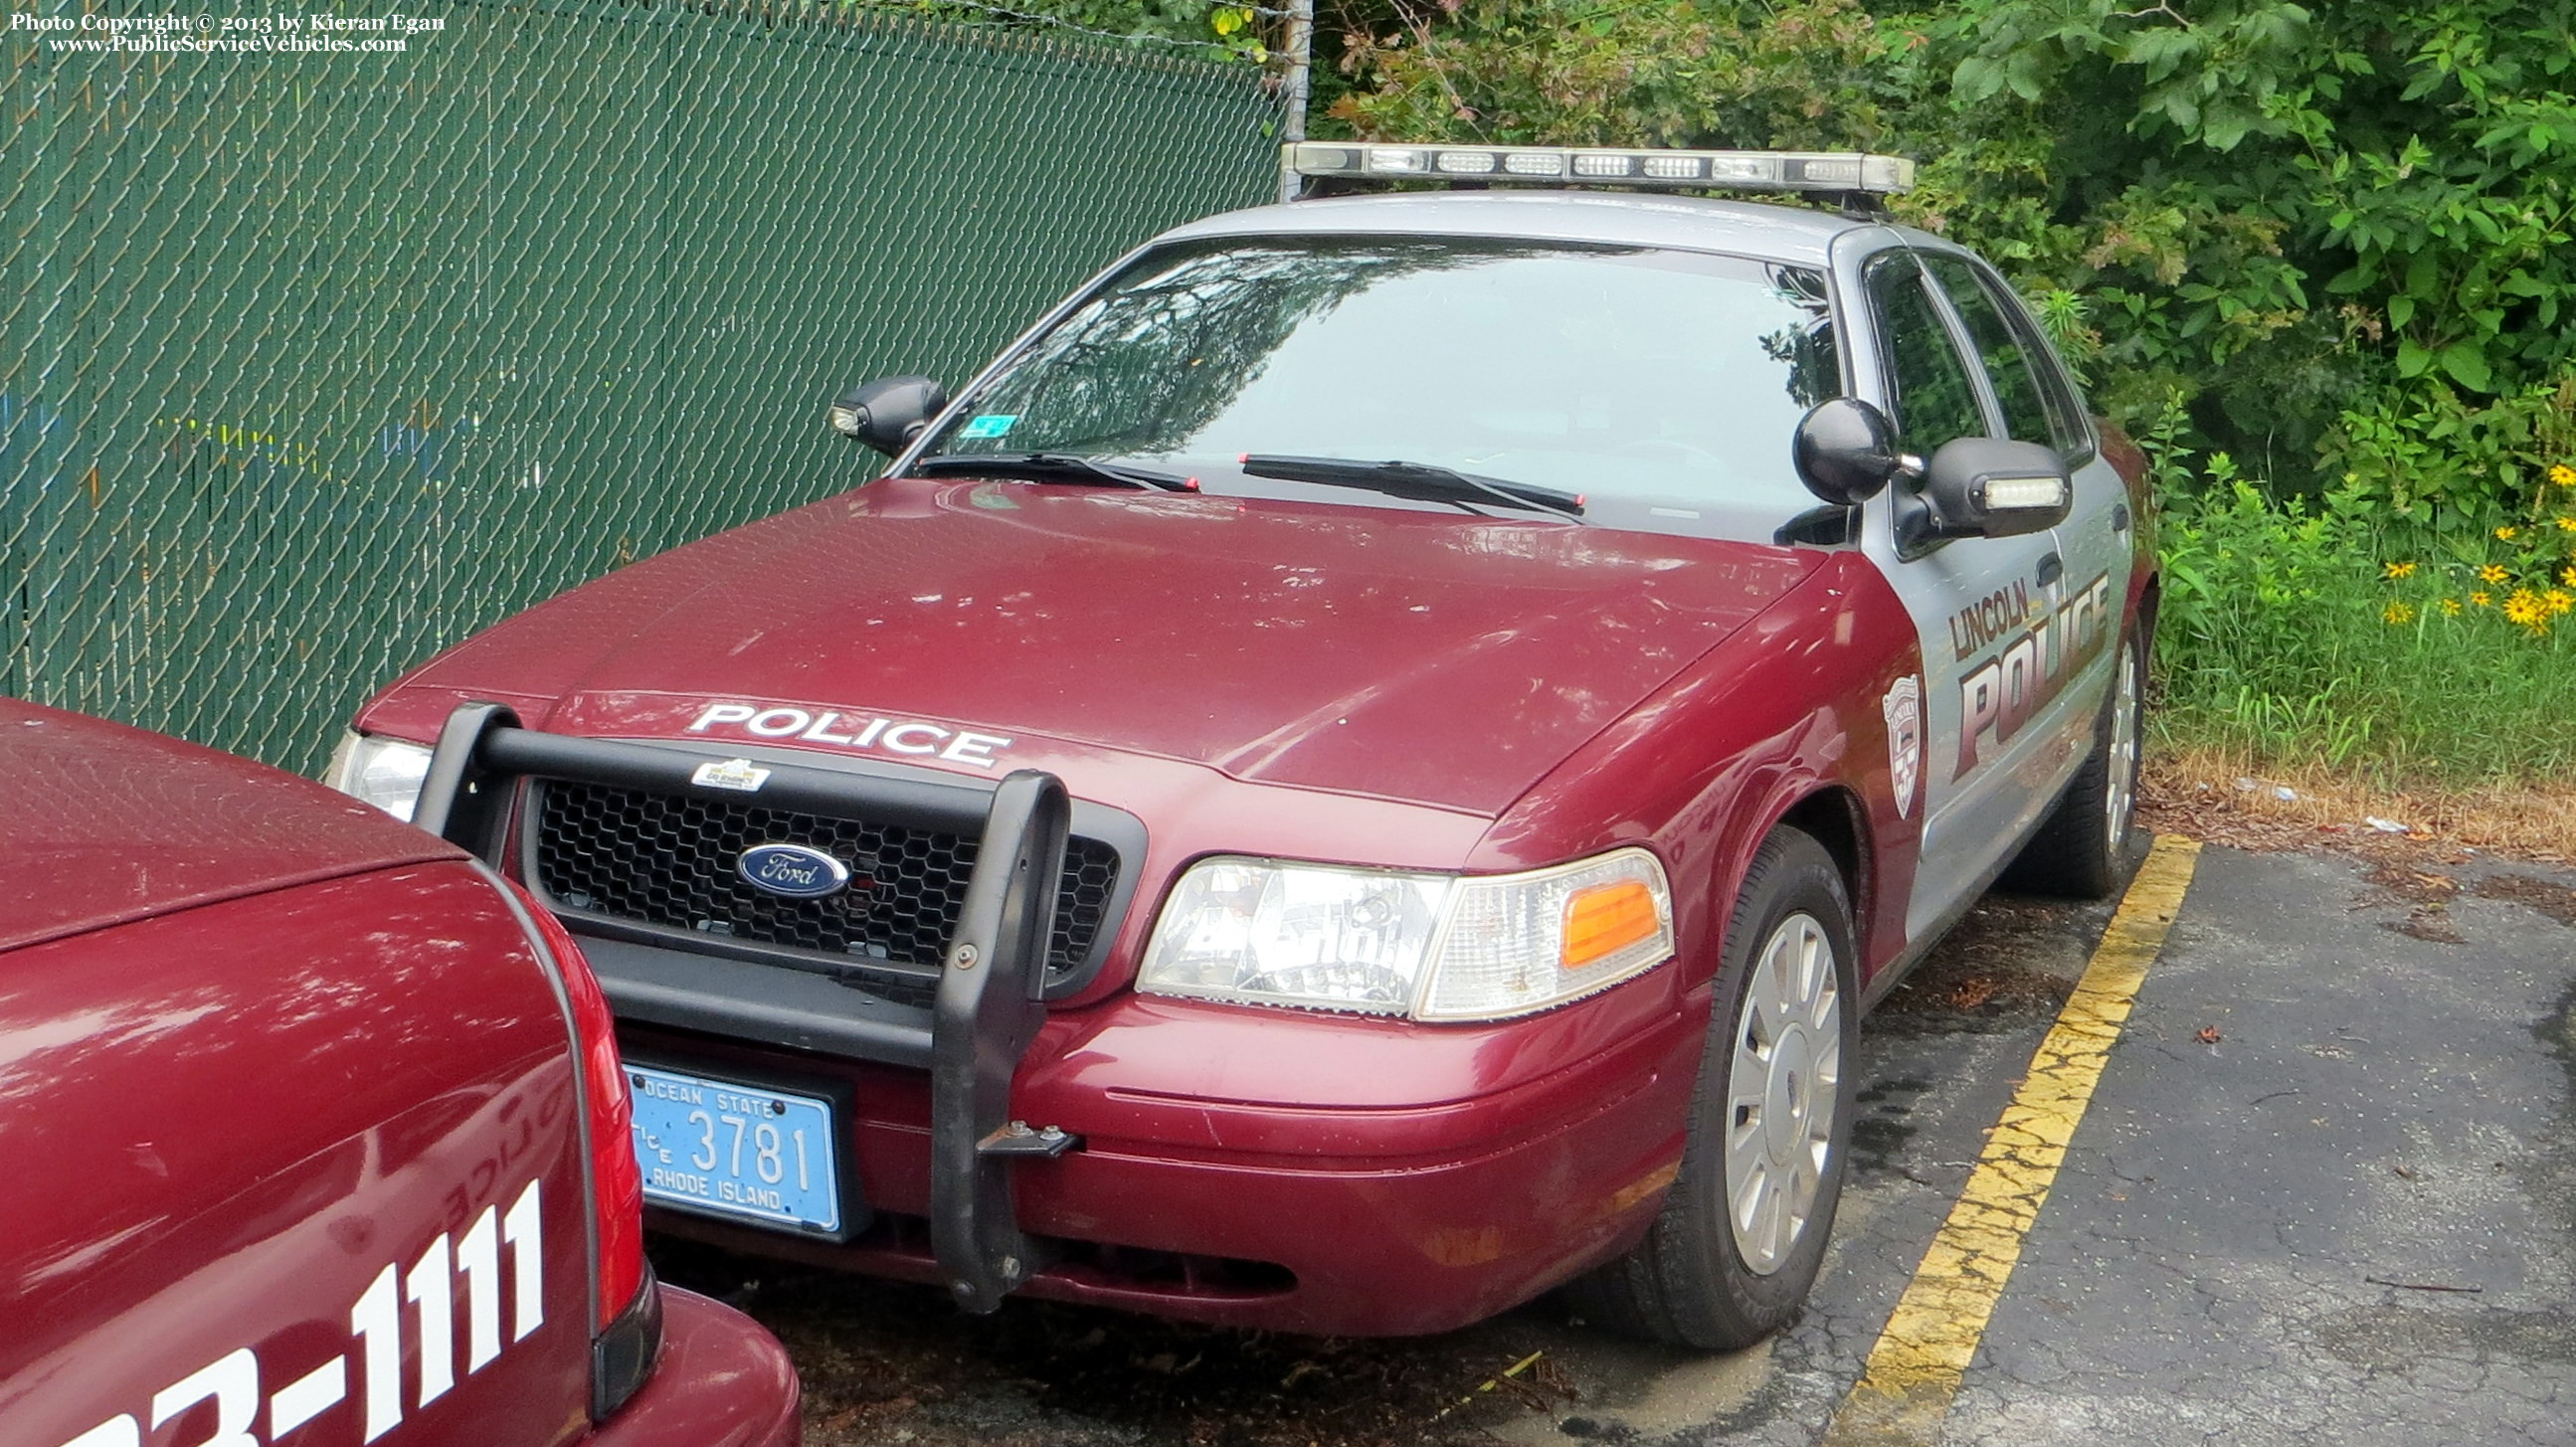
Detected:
left=1855, top=250, right=2070, bottom=935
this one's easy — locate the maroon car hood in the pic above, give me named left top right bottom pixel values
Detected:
left=0, top=700, right=460, bottom=953
left=384, top=478, right=1824, bottom=814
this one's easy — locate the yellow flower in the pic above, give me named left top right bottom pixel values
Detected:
left=2471, top=591, right=2493, bottom=607
left=2550, top=589, right=2575, bottom=617
left=2563, top=564, right=2576, bottom=588
left=2557, top=516, right=2576, bottom=533
left=2439, top=598, right=2464, bottom=616
left=2383, top=560, right=2418, bottom=579
left=2382, top=601, right=2416, bottom=625
left=2553, top=463, right=2576, bottom=488
left=2480, top=564, right=2511, bottom=584
left=2497, top=525, right=2520, bottom=541
left=2504, top=589, right=2546, bottom=627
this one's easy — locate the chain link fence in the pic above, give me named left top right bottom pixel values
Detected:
left=4, top=0, right=1281, bottom=775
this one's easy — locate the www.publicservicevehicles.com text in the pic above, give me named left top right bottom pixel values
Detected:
left=12, top=12, right=445, bottom=54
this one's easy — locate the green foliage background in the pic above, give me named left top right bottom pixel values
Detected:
left=1308, top=0, right=2576, bottom=784
left=881, top=0, right=2576, bottom=783
left=1313, top=0, right=2576, bottom=540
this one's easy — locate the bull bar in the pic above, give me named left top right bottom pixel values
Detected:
left=416, top=701, right=1079, bottom=1313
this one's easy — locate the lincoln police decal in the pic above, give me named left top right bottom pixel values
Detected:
left=1882, top=674, right=1923, bottom=819
left=1957, top=572, right=2116, bottom=776
left=738, top=842, right=851, bottom=899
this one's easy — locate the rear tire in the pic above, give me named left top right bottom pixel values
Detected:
left=2001, top=621, right=2146, bottom=899
left=1566, top=827, right=1857, bottom=1351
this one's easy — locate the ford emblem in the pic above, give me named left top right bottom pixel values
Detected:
left=736, top=842, right=851, bottom=900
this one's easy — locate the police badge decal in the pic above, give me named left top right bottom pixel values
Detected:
left=1883, top=674, right=1923, bottom=819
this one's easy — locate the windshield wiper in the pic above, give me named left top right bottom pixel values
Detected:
left=1237, top=454, right=1585, bottom=520
left=910, top=452, right=1196, bottom=492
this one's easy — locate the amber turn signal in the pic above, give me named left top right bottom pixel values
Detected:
left=1561, top=879, right=1662, bottom=969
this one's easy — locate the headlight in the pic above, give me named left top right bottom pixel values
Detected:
left=323, top=730, right=434, bottom=822
left=1137, top=847, right=1674, bottom=1022
left=1136, top=860, right=1450, bottom=1015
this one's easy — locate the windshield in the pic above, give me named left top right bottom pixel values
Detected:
left=915, top=236, right=1843, bottom=543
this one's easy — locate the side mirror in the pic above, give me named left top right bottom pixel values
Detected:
left=1915, top=437, right=2071, bottom=540
left=1792, top=398, right=1902, bottom=506
left=828, top=376, right=947, bottom=456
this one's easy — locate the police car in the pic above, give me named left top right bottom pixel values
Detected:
left=325, top=143, right=2155, bottom=1350
left=0, top=700, right=803, bottom=1447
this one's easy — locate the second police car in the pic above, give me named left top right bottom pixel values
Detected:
left=324, top=144, right=2155, bottom=1350
left=2, top=700, right=802, bottom=1447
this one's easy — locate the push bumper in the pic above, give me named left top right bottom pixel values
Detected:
left=418, top=704, right=1091, bottom=1314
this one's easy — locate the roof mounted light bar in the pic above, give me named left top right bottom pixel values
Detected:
left=1285, top=142, right=1915, bottom=196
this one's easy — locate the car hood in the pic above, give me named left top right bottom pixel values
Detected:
left=0, top=700, right=462, bottom=954
left=384, top=477, right=1825, bottom=814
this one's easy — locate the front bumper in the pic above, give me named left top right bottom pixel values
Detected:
left=419, top=704, right=1701, bottom=1337
left=584, top=1286, right=800, bottom=1447
left=624, top=982, right=1702, bottom=1337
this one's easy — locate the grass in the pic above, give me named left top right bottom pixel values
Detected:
left=2151, top=480, right=2576, bottom=789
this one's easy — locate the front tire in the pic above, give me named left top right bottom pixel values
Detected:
left=2002, top=621, right=2147, bottom=899
left=1567, top=827, right=1858, bottom=1350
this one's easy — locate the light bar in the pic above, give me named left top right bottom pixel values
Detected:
left=1286, top=142, right=1914, bottom=196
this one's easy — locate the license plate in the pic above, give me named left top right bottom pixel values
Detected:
left=627, top=1064, right=843, bottom=1234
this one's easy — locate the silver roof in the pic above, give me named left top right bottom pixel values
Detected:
left=1154, top=190, right=1879, bottom=267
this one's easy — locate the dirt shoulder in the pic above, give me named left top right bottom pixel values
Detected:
left=2142, top=747, right=2576, bottom=867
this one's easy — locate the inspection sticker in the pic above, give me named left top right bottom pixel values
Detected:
left=689, top=758, right=772, bottom=793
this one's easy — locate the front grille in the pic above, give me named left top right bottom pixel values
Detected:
left=531, top=780, right=1120, bottom=980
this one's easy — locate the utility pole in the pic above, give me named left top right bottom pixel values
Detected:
left=1277, top=0, right=1314, bottom=204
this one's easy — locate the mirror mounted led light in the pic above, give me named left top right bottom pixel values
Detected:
left=830, top=375, right=947, bottom=456
left=1977, top=473, right=2071, bottom=512
left=1908, top=437, right=2073, bottom=543
left=1286, top=142, right=1915, bottom=196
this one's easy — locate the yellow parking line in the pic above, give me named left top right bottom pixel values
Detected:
left=1820, top=834, right=2202, bottom=1446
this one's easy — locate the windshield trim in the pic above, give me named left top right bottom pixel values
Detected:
left=892, top=232, right=1852, bottom=543
left=890, top=229, right=1854, bottom=481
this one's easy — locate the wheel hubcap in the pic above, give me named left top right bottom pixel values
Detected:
left=1724, top=912, right=1843, bottom=1276
left=2105, top=639, right=2140, bottom=843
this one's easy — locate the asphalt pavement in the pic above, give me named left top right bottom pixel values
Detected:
left=1938, top=846, right=2575, bottom=1447
left=660, top=840, right=2576, bottom=1447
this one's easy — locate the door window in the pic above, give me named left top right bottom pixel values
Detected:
left=1866, top=256, right=1986, bottom=452
left=1923, top=256, right=2090, bottom=455
left=1922, top=256, right=2055, bottom=447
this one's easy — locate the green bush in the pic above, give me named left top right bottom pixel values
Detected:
left=2154, top=466, right=2576, bottom=782
left=830, top=0, right=1272, bottom=59
left=1303, top=0, right=2576, bottom=781
left=969, top=0, right=2576, bottom=783
left=1315, top=0, right=2576, bottom=524
left=1913, top=0, right=2576, bottom=523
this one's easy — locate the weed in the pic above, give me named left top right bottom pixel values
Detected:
left=2154, top=467, right=2576, bottom=786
